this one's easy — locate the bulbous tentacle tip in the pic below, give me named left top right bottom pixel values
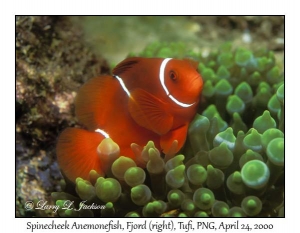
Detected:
left=75, top=178, right=96, bottom=201
left=226, top=95, right=245, bottom=116
left=166, top=164, right=186, bottom=189
left=228, top=207, right=246, bottom=217
left=212, top=201, right=230, bottom=217
left=202, top=80, right=215, bottom=98
left=253, top=110, right=276, bottom=134
left=215, top=79, right=233, bottom=96
left=95, top=177, right=121, bottom=203
left=131, top=184, right=152, bottom=206
left=243, top=129, right=263, bottom=153
left=111, top=156, right=137, bottom=181
left=124, top=167, right=146, bottom=187
left=130, top=143, right=147, bottom=167
left=241, top=160, right=270, bottom=189
left=187, top=164, right=207, bottom=186
left=266, top=138, right=284, bottom=166
left=234, top=81, right=253, bottom=104
left=163, top=140, right=178, bottom=162
left=193, top=188, right=215, bottom=210
left=276, top=83, right=284, bottom=103
left=209, top=142, right=234, bottom=169
left=241, top=196, right=262, bottom=216
left=146, top=148, right=165, bottom=174
left=97, top=138, right=120, bottom=173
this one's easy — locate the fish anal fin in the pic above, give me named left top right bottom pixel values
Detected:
left=160, top=124, right=189, bottom=154
left=112, top=57, right=141, bottom=76
left=128, top=88, right=173, bottom=135
left=56, top=128, right=104, bottom=183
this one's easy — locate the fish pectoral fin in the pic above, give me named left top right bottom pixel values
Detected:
left=160, top=124, right=189, bottom=154
left=128, top=88, right=173, bottom=135
left=56, top=128, right=105, bottom=183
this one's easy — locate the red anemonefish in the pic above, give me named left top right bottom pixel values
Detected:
left=56, top=57, right=203, bottom=182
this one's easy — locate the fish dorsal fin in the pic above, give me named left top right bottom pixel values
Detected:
left=112, top=57, right=141, bottom=76
left=128, top=88, right=173, bottom=135
left=75, top=75, right=121, bottom=130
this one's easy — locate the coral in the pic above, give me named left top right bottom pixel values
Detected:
left=53, top=41, right=284, bottom=217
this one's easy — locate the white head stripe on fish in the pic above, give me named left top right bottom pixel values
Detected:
left=95, top=128, right=110, bottom=138
left=159, top=58, right=195, bottom=108
left=114, top=58, right=195, bottom=108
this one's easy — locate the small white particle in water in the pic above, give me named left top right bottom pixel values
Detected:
left=242, top=30, right=252, bottom=43
left=275, top=38, right=284, bottom=44
left=201, top=49, right=210, bottom=58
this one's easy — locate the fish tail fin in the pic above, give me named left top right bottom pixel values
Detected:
left=56, top=128, right=105, bottom=183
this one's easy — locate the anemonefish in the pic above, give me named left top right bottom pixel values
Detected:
left=56, top=57, right=203, bottom=182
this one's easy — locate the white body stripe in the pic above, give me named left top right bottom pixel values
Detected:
left=159, top=58, right=195, bottom=108
left=114, top=75, right=131, bottom=97
left=95, top=128, right=110, bottom=138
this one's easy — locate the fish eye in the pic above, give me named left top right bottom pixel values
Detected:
left=169, top=70, right=178, bottom=82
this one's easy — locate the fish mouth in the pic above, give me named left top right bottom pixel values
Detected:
left=168, top=74, right=203, bottom=107
left=191, top=74, right=203, bottom=85
left=184, top=74, right=203, bottom=102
